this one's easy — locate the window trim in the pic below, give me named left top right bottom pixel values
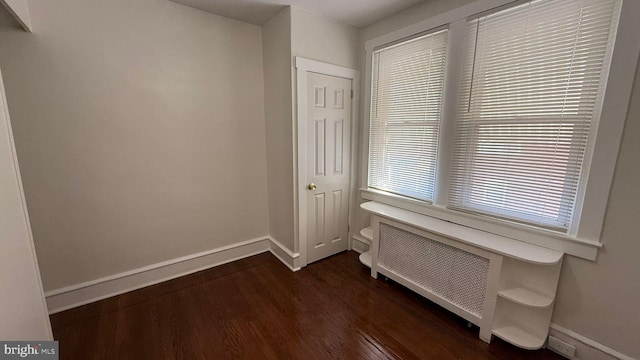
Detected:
left=360, top=0, right=640, bottom=260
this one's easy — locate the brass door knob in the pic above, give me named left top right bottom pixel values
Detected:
left=307, top=183, right=317, bottom=190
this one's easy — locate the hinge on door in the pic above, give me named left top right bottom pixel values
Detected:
left=351, top=89, right=354, bottom=99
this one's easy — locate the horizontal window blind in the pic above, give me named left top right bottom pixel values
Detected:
left=449, top=0, right=621, bottom=230
left=368, top=30, right=448, bottom=202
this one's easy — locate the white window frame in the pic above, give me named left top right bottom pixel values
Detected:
left=360, top=0, right=640, bottom=260
left=368, top=28, right=449, bottom=203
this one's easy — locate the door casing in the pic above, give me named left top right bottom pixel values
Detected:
left=0, top=67, right=53, bottom=339
left=294, top=57, right=360, bottom=269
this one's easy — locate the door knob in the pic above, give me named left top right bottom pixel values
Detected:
left=307, top=183, right=317, bottom=190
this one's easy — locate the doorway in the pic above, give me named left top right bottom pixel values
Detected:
left=295, top=58, right=359, bottom=267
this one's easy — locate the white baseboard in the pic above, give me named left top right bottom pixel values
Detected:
left=268, top=236, right=301, bottom=272
left=45, top=236, right=270, bottom=314
left=549, top=323, right=635, bottom=360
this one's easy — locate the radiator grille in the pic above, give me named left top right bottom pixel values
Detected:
left=378, top=223, right=489, bottom=317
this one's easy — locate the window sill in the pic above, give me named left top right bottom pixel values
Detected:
left=361, top=201, right=562, bottom=265
left=360, top=188, right=601, bottom=261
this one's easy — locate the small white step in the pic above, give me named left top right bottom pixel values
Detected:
left=360, top=227, right=373, bottom=242
left=498, top=287, right=554, bottom=308
left=492, top=325, right=546, bottom=350
left=359, top=251, right=372, bottom=268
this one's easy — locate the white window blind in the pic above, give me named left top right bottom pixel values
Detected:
left=449, top=0, right=621, bottom=230
left=368, top=30, right=448, bottom=202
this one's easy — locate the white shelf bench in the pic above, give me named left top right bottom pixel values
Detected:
left=360, top=201, right=563, bottom=350
left=357, top=227, right=373, bottom=267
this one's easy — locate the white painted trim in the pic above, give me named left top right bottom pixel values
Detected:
left=294, top=57, right=360, bottom=268
left=295, top=63, right=308, bottom=267
left=1, top=68, right=52, bottom=338
left=268, top=236, right=300, bottom=259
left=295, top=58, right=360, bottom=80
left=45, top=237, right=270, bottom=314
left=0, top=0, right=32, bottom=32
left=549, top=323, right=634, bottom=360
left=576, top=0, right=640, bottom=241
left=268, top=249, right=300, bottom=272
left=268, top=236, right=301, bottom=272
left=349, top=70, right=361, bottom=254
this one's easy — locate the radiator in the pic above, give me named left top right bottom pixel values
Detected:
left=377, top=223, right=490, bottom=318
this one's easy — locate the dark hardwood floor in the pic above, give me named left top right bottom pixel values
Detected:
left=51, top=251, right=564, bottom=360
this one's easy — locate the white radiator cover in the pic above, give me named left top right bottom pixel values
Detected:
left=378, top=223, right=489, bottom=318
left=364, top=203, right=564, bottom=348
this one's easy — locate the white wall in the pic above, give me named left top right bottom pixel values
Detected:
left=0, top=0, right=269, bottom=292
left=263, top=7, right=295, bottom=250
left=291, top=7, right=359, bottom=70
left=359, top=0, right=640, bottom=358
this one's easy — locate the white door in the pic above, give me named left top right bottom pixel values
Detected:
left=305, top=72, right=351, bottom=264
left=0, top=68, right=52, bottom=340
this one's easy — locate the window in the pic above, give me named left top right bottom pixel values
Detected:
left=368, top=30, right=448, bottom=202
left=364, top=0, right=630, bottom=252
left=449, top=0, right=622, bottom=230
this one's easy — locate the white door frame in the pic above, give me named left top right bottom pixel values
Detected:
left=0, top=67, right=53, bottom=339
left=294, top=57, right=360, bottom=269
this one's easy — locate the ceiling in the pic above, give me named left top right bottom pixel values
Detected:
left=170, top=0, right=425, bottom=28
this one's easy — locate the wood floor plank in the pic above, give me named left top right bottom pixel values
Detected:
left=50, top=251, right=564, bottom=360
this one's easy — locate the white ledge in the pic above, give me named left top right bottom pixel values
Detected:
left=361, top=201, right=563, bottom=265
left=360, top=188, right=600, bottom=260
left=360, top=227, right=373, bottom=242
